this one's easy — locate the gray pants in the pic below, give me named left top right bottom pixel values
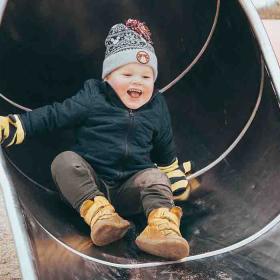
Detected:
left=51, top=151, right=174, bottom=217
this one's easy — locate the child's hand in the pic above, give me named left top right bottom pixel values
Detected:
left=0, top=115, right=25, bottom=147
left=158, top=159, right=199, bottom=201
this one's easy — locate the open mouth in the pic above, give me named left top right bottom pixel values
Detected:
left=127, top=88, right=143, bottom=98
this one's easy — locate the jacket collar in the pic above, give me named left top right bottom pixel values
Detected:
left=101, top=81, right=160, bottom=111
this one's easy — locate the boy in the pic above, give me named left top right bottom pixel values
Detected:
left=0, top=19, right=191, bottom=260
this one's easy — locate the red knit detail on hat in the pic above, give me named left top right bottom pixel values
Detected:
left=125, top=19, right=153, bottom=45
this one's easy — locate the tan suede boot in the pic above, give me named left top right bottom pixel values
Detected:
left=80, top=196, right=130, bottom=246
left=135, top=207, right=189, bottom=260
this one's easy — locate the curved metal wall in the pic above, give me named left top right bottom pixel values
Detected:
left=1, top=0, right=280, bottom=279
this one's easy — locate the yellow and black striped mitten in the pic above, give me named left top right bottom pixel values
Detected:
left=0, top=115, right=25, bottom=147
left=158, top=158, right=200, bottom=201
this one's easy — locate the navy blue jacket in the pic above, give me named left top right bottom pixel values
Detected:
left=20, top=79, right=176, bottom=182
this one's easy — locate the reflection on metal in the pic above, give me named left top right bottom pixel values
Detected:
left=0, top=149, right=37, bottom=280
left=0, top=0, right=37, bottom=279
left=160, top=0, right=220, bottom=93
left=240, top=0, right=280, bottom=102
left=0, top=0, right=8, bottom=24
left=0, top=93, right=32, bottom=111
left=187, top=57, right=264, bottom=180
left=4, top=151, right=55, bottom=193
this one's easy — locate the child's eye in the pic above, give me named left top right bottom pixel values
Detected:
left=123, top=73, right=132, bottom=77
left=143, top=76, right=152, bottom=79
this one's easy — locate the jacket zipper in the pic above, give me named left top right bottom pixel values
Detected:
left=124, top=109, right=134, bottom=159
left=117, top=109, right=134, bottom=179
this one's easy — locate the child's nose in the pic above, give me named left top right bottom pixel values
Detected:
left=132, top=78, right=142, bottom=85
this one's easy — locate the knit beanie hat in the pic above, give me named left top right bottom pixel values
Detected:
left=102, top=19, right=158, bottom=81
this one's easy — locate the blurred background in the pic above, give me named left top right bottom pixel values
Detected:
left=253, top=0, right=280, bottom=17
left=0, top=1, right=280, bottom=279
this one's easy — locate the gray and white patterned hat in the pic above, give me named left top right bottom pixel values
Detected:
left=102, top=19, right=158, bottom=80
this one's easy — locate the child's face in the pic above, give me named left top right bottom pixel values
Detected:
left=105, top=63, right=154, bottom=110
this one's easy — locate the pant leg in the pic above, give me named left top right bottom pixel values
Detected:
left=110, top=168, right=174, bottom=217
left=51, top=151, right=105, bottom=212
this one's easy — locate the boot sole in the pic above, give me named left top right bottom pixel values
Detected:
left=135, top=238, right=190, bottom=260
left=91, top=220, right=130, bottom=246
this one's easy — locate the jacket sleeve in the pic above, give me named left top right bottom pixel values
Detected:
left=19, top=80, right=94, bottom=137
left=151, top=94, right=177, bottom=166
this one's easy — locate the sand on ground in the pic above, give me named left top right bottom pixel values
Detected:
left=0, top=189, right=21, bottom=280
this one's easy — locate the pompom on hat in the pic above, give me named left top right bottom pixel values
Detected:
left=102, top=19, right=158, bottom=81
